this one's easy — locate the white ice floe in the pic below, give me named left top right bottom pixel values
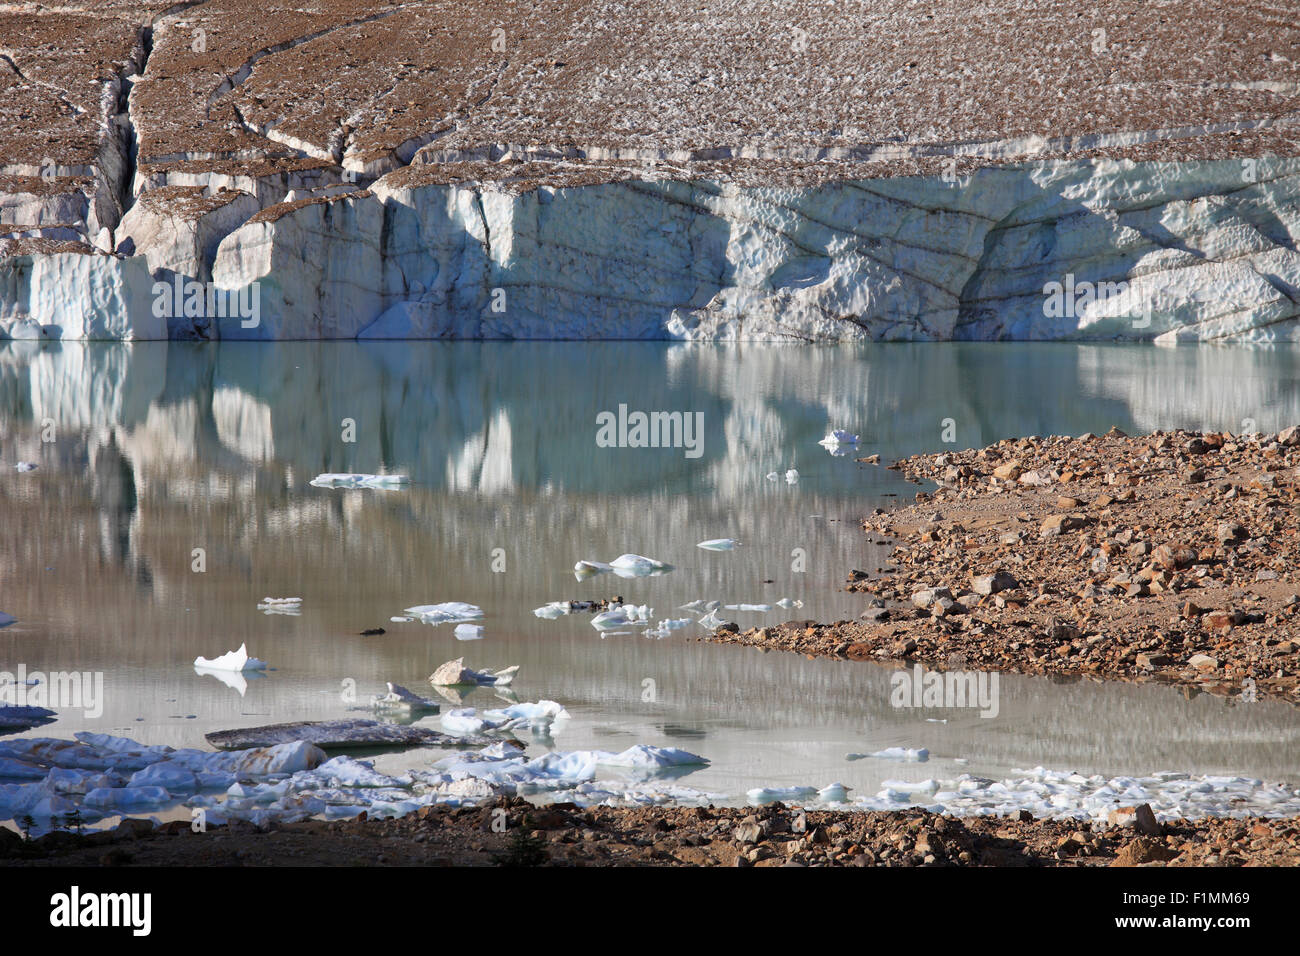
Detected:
left=533, top=602, right=571, bottom=619
left=609, top=554, right=673, bottom=578
left=724, top=603, right=772, bottom=612
left=310, top=473, right=409, bottom=489
left=454, top=623, right=485, bottom=641
left=591, top=604, right=652, bottom=630
left=860, top=747, right=931, bottom=762
left=428, top=658, right=518, bottom=687
left=819, top=429, right=859, bottom=446
left=645, top=618, right=694, bottom=638
left=697, top=610, right=732, bottom=629
left=573, top=560, right=613, bottom=581
left=765, top=471, right=780, bottom=481
left=697, top=538, right=740, bottom=551
left=775, top=598, right=804, bottom=609
left=785, top=469, right=799, bottom=483
left=370, top=683, right=440, bottom=713
left=257, top=596, right=302, bottom=615
left=574, top=555, right=672, bottom=580
left=14, top=462, right=36, bottom=472
left=402, top=602, right=483, bottom=625
left=193, top=643, right=267, bottom=673
left=441, top=700, right=570, bottom=737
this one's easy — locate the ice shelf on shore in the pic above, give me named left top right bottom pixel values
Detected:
left=745, top=767, right=1300, bottom=825
left=193, top=643, right=267, bottom=673
left=309, top=473, right=409, bottom=489
left=0, top=730, right=712, bottom=832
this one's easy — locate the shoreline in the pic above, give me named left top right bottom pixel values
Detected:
left=708, top=427, right=1300, bottom=707
left=6, top=799, right=1300, bottom=867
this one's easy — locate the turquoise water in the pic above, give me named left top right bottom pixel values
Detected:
left=1, top=340, right=1299, bottom=803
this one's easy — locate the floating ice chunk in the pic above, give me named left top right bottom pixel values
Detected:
left=591, top=604, right=651, bottom=630
left=428, top=658, right=518, bottom=687
left=724, top=603, right=772, bottom=612
left=389, top=616, right=412, bottom=623
left=193, top=643, right=267, bottom=672
left=785, top=469, right=799, bottom=483
left=0, top=704, right=56, bottom=731
left=454, top=623, right=485, bottom=641
left=748, top=785, right=818, bottom=804
left=403, top=602, right=483, bottom=625
left=0, top=612, right=15, bottom=629
left=573, top=560, right=613, bottom=581
left=765, top=471, right=780, bottom=481
left=818, top=782, right=852, bottom=802
left=697, top=610, right=732, bottom=629
left=371, top=683, right=440, bottom=713
left=533, top=602, right=571, bottom=619
left=869, top=747, right=931, bottom=762
left=257, top=597, right=302, bottom=615
left=678, top=599, right=705, bottom=612
left=697, top=538, right=740, bottom=551
left=819, top=430, right=859, bottom=447
left=645, top=618, right=693, bottom=638
left=310, top=473, right=409, bottom=490
left=14, top=462, right=36, bottom=472
left=775, top=598, right=804, bottom=609
left=609, top=554, right=673, bottom=578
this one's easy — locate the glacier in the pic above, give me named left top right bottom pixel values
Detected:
left=1, top=157, right=1298, bottom=342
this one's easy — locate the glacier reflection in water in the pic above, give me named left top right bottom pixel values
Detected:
left=1, top=340, right=1299, bottom=804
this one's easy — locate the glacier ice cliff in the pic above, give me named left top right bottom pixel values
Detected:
left=2, top=157, right=1298, bottom=342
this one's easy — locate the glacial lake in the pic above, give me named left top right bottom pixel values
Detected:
left=2, top=340, right=1300, bottom=809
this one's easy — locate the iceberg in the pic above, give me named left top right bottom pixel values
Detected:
left=454, top=623, right=485, bottom=641
left=818, top=429, right=860, bottom=447
left=193, top=643, right=267, bottom=673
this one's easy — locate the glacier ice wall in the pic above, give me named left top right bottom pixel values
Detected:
left=2, top=156, right=1298, bottom=342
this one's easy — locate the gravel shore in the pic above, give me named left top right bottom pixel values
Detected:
left=709, top=427, right=1300, bottom=707
left=6, top=798, right=1300, bottom=867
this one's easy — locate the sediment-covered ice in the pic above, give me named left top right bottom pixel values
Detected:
left=370, top=683, right=440, bottom=714
left=428, top=658, right=518, bottom=687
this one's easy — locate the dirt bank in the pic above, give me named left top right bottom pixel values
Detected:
left=708, top=427, right=1300, bottom=706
